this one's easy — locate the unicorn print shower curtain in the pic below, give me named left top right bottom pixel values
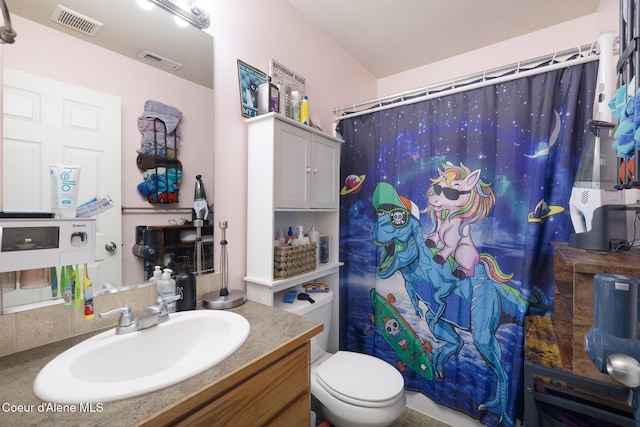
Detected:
left=336, top=61, right=598, bottom=426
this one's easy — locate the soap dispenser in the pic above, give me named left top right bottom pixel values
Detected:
left=150, top=265, right=162, bottom=282
left=176, top=259, right=196, bottom=311
left=157, top=268, right=177, bottom=312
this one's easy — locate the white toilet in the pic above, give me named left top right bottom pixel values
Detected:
left=276, top=288, right=406, bottom=427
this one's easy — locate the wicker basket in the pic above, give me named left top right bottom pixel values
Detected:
left=274, top=243, right=317, bottom=279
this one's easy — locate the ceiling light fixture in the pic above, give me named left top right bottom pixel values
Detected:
left=148, top=0, right=210, bottom=29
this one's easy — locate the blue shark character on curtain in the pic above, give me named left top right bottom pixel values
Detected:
left=337, top=60, right=598, bottom=426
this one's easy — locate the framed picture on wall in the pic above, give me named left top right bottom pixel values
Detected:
left=237, top=60, right=267, bottom=118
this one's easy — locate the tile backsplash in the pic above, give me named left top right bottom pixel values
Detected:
left=0, top=273, right=220, bottom=358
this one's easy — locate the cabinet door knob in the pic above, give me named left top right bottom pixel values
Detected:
left=105, top=241, right=118, bottom=252
left=306, top=167, right=311, bottom=173
left=313, top=168, right=318, bottom=173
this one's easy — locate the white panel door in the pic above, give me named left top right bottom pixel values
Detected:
left=3, top=67, right=122, bottom=290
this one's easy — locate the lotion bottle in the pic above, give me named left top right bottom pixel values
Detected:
left=157, top=268, right=176, bottom=312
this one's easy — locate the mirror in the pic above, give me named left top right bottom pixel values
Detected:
left=1, top=0, right=214, bottom=311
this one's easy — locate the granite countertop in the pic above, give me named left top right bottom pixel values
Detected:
left=0, top=301, right=322, bottom=426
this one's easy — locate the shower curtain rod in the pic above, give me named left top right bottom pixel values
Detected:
left=334, top=41, right=601, bottom=121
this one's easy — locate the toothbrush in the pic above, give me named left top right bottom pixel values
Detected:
left=62, top=266, right=71, bottom=309
left=51, top=266, right=58, bottom=298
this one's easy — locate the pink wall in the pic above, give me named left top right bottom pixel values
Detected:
left=1, top=15, right=215, bottom=285
left=209, top=0, right=377, bottom=290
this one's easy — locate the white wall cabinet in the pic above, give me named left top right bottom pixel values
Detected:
left=245, top=113, right=342, bottom=352
left=274, top=120, right=338, bottom=209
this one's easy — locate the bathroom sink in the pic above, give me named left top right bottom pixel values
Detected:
left=33, top=310, right=250, bottom=403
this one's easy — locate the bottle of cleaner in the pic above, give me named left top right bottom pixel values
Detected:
left=299, top=95, right=309, bottom=126
left=176, top=261, right=196, bottom=311
left=157, top=268, right=177, bottom=312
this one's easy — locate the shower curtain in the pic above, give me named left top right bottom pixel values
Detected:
left=336, top=60, right=598, bottom=426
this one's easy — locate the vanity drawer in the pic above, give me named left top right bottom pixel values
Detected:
left=177, top=342, right=310, bottom=426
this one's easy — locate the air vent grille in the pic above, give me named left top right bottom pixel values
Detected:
left=51, top=5, right=103, bottom=37
left=138, top=50, right=183, bottom=71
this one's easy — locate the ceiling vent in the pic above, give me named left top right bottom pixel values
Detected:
left=51, top=5, right=103, bottom=37
left=138, top=50, right=183, bottom=71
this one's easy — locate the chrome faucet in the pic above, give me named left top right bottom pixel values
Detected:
left=99, top=295, right=182, bottom=335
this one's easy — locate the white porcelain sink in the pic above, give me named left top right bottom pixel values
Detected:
left=34, top=310, right=250, bottom=403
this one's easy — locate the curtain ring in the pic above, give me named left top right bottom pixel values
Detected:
left=551, top=51, right=557, bottom=64
left=451, top=77, right=456, bottom=88
left=578, top=45, right=583, bottom=57
left=482, top=70, right=487, bottom=81
left=516, top=61, right=521, bottom=73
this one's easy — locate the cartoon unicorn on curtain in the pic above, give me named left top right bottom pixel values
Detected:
left=370, top=162, right=544, bottom=427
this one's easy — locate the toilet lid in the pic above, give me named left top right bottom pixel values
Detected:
left=315, top=351, right=404, bottom=407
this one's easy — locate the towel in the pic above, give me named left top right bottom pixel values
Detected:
left=143, top=100, right=182, bottom=134
left=137, top=153, right=182, bottom=171
left=136, top=131, right=180, bottom=157
left=137, top=168, right=182, bottom=196
left=137, top=116, right=182, bottom=137
left=609, top=86, right=636, bottom=157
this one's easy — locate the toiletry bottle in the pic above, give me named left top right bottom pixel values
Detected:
left=308, top=222, right=320, bottom=267
left=157, top=268, right=177, bottom=312
left=150, top=265, right=162, bottom=282
left=176, top=261, right=196, bottom=311
left=320, top=234, right=329, bottom=264
left=285, top=226, right=294, bottom=245
left=258, top=77, right=280, bottom=114
left=299, top=95, right=309, bottom=126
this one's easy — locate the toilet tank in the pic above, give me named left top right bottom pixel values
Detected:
left=275, top=288, right=334, bottom=362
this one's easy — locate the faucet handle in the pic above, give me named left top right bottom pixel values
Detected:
left=157, top=295, right=182, bottom=321
left=99, top=305, right=135, bottom=328
left=161, top=295, right=182, bottom=304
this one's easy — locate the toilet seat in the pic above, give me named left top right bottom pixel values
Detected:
left=315, top=351, right=404, bottom=408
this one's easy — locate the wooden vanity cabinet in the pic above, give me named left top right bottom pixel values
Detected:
left=137, top=342, right=311, bottom=427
